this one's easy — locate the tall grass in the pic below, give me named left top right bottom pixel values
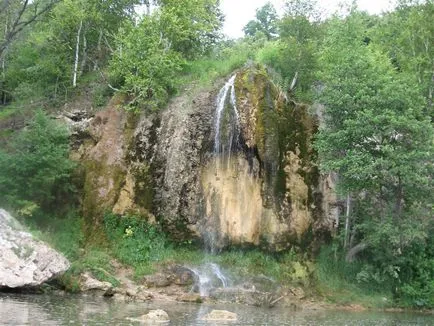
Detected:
left=178, top=40, right=260, bottom=89
left=315, top=245, right=393, bottom=308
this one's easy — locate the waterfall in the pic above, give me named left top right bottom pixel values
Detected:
left=214, top=74, right=240, bottom=156
left=190, top=263, right=230, bottom=296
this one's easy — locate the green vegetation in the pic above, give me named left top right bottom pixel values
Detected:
left=27, top=212, right=120, bottom=292
left=0, top=110, right=75, bottom=215
left=313, top=7, right=433, bottom=309
left=315, top=245, right=394, bottom=308
left=103, top=213, right=173, bottom=277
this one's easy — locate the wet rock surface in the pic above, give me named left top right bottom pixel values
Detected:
left=200, top=309, right=237, bottom=321
left=0, top=209, right=70, bottom=289
left=127, top=309, right=170, bottom=323
left=75, top=66, right=337, bottom=250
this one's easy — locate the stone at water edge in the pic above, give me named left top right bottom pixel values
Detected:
left=79, top=272, right=112, bottom=292
left=127, top=309, right=170, bottom=323
left=201, top=309, right=238, bottom=321
left=177, top=293, right=203, bottom=303
left=0, top=209, right=70, bottom=288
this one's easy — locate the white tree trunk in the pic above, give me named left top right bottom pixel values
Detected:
left=79, top=30, right=87, bottom=77
left=344, top=194, right=351, bottom=249
left=73, top=19, right=82, bottom=88
left=289, top=71, right=298, bottom=92
left=93, top=29, right=103, bottom=71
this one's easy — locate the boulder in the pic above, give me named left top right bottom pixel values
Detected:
left=79, top=272, right=112, bottom=292
left=177, top=293, right=203, bottom=303
left=127, top=309, right=170, bottom=323
left=0, top=209, right=70, bottom=288
left=143, top=273, right=172, bottom=288
left=201, top=309, right=237, bottom=321
left=168, top=265, right=195, bottom=286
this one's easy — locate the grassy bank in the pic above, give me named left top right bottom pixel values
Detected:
left=27, top=212, right=422, bottom=310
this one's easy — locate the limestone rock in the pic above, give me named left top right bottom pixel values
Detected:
left=167, top=265, right=195, bottom=286
left=76, top=66, right=337, bottom=251
left=201, top=309, right=237, bottom=321
left=127, top=309, right=170, bottom=323
left=143, top=273, right=172, bottom=288
left=60, top=109, right=95, bottom=148
left=79, top=272, right=112, bottom=292
left=177, top=293, right=203, bottom=303
left=0, top=209, right=70, bottom=288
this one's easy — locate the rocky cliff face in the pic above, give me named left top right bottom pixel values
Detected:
left=73, top=65, right=337, bottom=251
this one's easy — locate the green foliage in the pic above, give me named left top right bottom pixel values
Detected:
left=181, top=39, right=260, bottom=87
left=252, top=0, right=321, bottom=99
left=109, top=18, right=184, bottom=111
left=109, top=0, right=222, bottom=111
left=103, top=213, right=173, bottom=277
left=211, top=248, right=309, bottom=286
left=157, top=0, right=223, bottom=58
left=0, top=110, right=75, bottom=213
left=371, top=0, right=434, bottom=111
left=315, top=245, right=393, bottom=307
left=314, top=9, right=434, bottom=308
left=243, top=2, right=278, bottom=40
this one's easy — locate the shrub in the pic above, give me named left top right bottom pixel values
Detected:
left=103, top=213, right=172, bottom=277
left=0, top=110, right=75, bottom=214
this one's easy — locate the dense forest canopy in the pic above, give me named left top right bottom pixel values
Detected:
left=0, top=0, right=433, bottom=308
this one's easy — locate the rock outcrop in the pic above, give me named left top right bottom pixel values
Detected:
left=0, top=209, right=70, bottom=289
left=75, top=65, right=337, bottom=251
left=127, top=309, right=170, bottom=323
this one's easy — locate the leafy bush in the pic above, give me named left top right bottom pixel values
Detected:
left=103, top=213, right=173, bottom=277
left=0, top=110, right=75, bottom=214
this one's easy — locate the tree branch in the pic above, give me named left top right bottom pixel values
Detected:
left=0, top=0, right=59, bottom=58
left=345, top=242, right=367, bottom=263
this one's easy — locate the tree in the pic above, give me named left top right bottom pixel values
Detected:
left=0, top=0, right=59, bottom=58
left=372, top=0, right=434, bottom=112
left=0, top=0, right=143, bottom=104
left=243, top=2, right=278, bottom=40
left=256, top=0, right=321, bottom=97
left=315, top=11, right=433, bottom=296
left=155, top=0, right=223, bottom=58
left=0, top=110, right=75, bottom=214
left=109, top=0, right=223, bottom=110
left=109, top=16, right=184, bottom=110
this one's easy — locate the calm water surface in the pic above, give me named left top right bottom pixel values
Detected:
left=0, top=293, right=432, bottom=325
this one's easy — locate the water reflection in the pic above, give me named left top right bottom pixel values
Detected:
left=0, top=293, right=432, bottom=325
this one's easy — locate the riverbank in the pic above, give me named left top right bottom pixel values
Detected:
left=1, top=211, right=432, bottom=316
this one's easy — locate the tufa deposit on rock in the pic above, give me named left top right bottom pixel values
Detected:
left=72, top=65, right=338, bottom=251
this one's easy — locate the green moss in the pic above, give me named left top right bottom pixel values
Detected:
left=234, top=64, right=325, bottom=249
left=81, top=157, right=126, bottom=241
left=131, top=163, right=154, bottom=210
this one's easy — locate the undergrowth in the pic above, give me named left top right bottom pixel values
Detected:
left=24, top=211, right=414, bottom=309
left=315, top=245, right=393, bottom=308
left=28, top=212, right=119, bottom=292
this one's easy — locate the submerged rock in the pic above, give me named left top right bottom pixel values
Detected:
left=127, top=309, right=170, bottom=323
left=201, top=309, right=237, bottom=321
left=0, top=209, right=70, bottom=289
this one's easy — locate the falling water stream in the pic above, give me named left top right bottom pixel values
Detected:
left=189, top=75, right=241, bottom=297
left=214, top=74, right=239, bottom=155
